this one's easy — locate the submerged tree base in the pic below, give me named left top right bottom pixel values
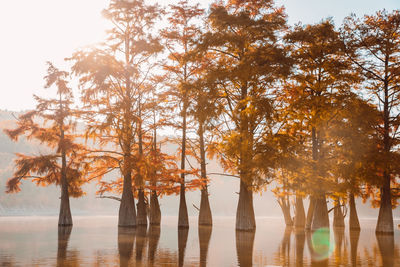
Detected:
left=236, top=181, right=256, bottom=231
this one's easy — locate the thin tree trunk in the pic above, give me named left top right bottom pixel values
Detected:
left=59, top=127, right=72, bottom=226
left=119, top=168, right=136, bottom=227
left=236, top=229, right=255, bottom=267
left=199, top=226, right=212, bottom=267
left=305, top=196, right=315, bottom=230
left=278, top=197, right=293, bottom=227
left=178, top=227, right=189, bottom=267
left=349, top=193, right=360, bottom=230
left=333, top=199, right=345, bottom=228
left=236, top=180, right=256, bottom=231
left=137, top=189, right=147, bottom=226
left=149, top=190, right=161, bottom=225
left=294, top=195, right=306, bottom=228
left=178, top=103, right=189, bottom=228
left=311, top=194, right=329, bottom=230
left=198, top=120, right=212, bottom=226
left=376, top=172, right=394, bottom=234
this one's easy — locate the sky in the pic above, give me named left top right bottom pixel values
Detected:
left=0, top=0, right=398, bottom=111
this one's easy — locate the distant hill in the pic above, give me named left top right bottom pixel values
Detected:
left=0, top=109, right=398, bottom=221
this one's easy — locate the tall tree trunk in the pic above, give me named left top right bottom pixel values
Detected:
left=178, top=103, right=189, bottom=228
left=119, top=165, right=136, bottom=227
left=305, top=196, right=316, bottom=230
left=376, top=172, right=394, bottom=234
left=148, top=225, right=161, bottom=266
left=57, top=226, right=72, bottom=267
left=199, top=226, right=212, bottom=267
left=136, top=189, right=147, bottom=226
left=333, top=199, right=345, bottom=228
left=236, top=181, right=256, bottom=231
left=59, top=128, right=72, bottom=226
left=349, top=193, right=360, bottom=230
left=236, top=230, right=255, bottom=267
left=178, top=227, right=189, bottom=267
left=149, top=190, right=161, bottom=225
left=349, top=229, right=360, bottom=267
left=118, top=227, right=135, bottom=266
left=198, top=120, right=212, bottom=226
left=278, top=197, right=293, bottom=227
left=294, top=195, right=306, bottom=228
left=311, top=194, right=329, bottom=230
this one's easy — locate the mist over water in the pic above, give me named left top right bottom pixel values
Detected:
left=0, top=216, right=399, bottom=266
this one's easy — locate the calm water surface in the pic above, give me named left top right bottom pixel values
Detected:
left=0, top=216, right=399, bottom=266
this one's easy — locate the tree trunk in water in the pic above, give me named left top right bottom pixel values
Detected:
left=333, top=199, right=345, bottom=228
left=349, top=229, right=360, bottom=267
left=178, top=227, right=189, bottom=267
left=118, top=171, right=136, bottom=227
left=198, top=120, right=212, bottom=226
left=236, top=181, right=256, bottom=231
left=136, top=189, right=147, bottom=226
left=375, top=173, right=394, bottom=234
left=199, top=226, right=212, bottom=267
left=349, top=193, right=360, bottom=230
left=294, top=196, right=306, bottom=228
left=305, top=196, right=315, bottom=230
left=149, top=190, right=161, bottom=225
left=278, top=197, right=293, bottom=227
left=236, top=230, right=255, bottom=267
left=59, top=146, right=72, bottom=226
left=311, top=194, right=329, bottom=231
left=178, top=103, right=189, bottom=228
left=57, top=226, right=72, bottom=267
left=148, top=225, right=160, bottom=266
left=118, top=227, right=135, bottom=266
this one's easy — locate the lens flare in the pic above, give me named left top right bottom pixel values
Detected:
left=311, top=227, right=335, bottom=261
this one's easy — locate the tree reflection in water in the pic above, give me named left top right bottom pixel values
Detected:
left=178, top=227, right=189, bottom=267
left=135, top=225, right=148, bottom=266
left=147, top=225, right=160, bottom=266
left=376, top=234, right=395, bottom=267
left=57, top=226, right=73, bottom=267
left=333, top=228, right=345, bottom=266
left=294, top=228, right=305, bottom=267
left=236, top=230, right=255, bottom=267
left=306, top=229, right=328, bottom=267
left=199, top=226, right=212, bottom=267
left=349, top=229, right=360, bottom=267
left=118, top=227, right=135, bottom=267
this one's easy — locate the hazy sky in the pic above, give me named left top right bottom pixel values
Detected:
left=0, top=0, right=398, bottom=111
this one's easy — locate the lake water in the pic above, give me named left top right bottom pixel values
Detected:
left=0, top=216, right=399, bottom=266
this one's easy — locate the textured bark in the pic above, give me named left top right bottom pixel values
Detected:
left=349, top=193, right=360, bottom=230
left=305, top=196, right=316, bottom=230
left=118, top=227, right=135, bottom=267
left=135, top=225, right=147, bottom=263
left=278, top=197, right=293, bottom=227
left=178, top=103, right=189, bottom=228
left=376, top=234, right=395, bottom=267
left=236, top=181, right=256, bottom=231
left=333, top=200, right=345, bottom=228
left=148, top=225, right=160, bottom=266
left=178, top=227, right=189, bottom=267
left=149, top=190, right=161, bottom=225
left=349, top=229, right=360, bottom=267
left=375, top=173, right=394, bottom=234
left=294, top=196, right=306, bottom=228
left=199, top=226, right=212, bottom=267
left=136, top=189, right=147, bottom=226
left=57, top=226, right=72, bottom=267
left=118, top=171, right=136, bottom=227
left=235, top=230, right=255, bottom=267
left=198, top=121, right=212, bottom=226
left=311, top=195, right=329, bottom=231
left=294, top=229, right=305, bottom=267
